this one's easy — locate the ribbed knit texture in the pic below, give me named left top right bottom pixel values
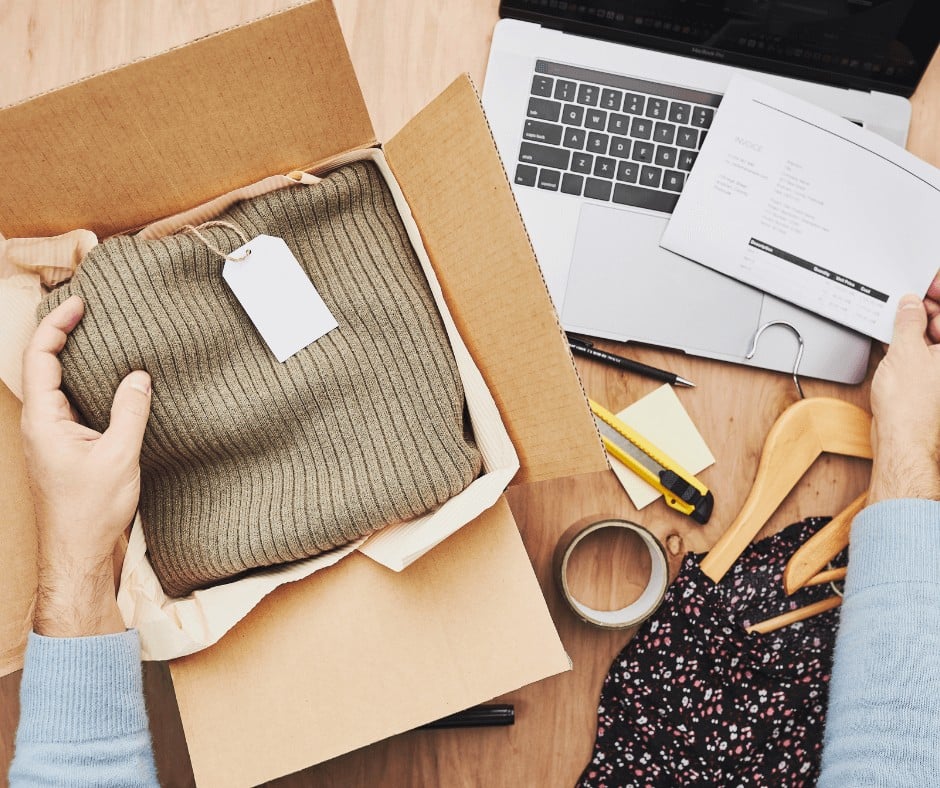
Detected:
left=819, top=499, right=940, bottom=786
left=10, top=630, right=159, bottom=786
left=39, top=162, right=482, bottom=597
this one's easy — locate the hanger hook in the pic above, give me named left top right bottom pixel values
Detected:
left=745, top=320, right=805, bottom=399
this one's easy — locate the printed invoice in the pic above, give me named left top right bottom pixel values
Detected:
left=660, top=76, right=940, bottom=344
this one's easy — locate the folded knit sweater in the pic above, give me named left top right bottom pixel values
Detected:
left=39, top=161, right=482, bottom=597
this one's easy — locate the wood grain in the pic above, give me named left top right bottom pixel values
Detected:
left=1, top=2, right=937, bottom=786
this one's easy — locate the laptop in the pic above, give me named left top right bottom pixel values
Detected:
left=482, top=1, right=937, bottom=383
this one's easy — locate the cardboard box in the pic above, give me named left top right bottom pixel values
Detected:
left=0, top=2, right=608, bottom=784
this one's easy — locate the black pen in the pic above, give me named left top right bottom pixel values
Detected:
left=419, top=704, right=515, bottom=730
left=567, top=335, right=695, bottom=388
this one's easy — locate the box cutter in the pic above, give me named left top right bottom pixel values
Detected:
left=589, top=398, right=714, bottom=524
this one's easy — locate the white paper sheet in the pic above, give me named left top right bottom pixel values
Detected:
left=661, top=76, right=940, bottom=343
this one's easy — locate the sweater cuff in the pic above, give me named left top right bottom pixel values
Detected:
left=17, top=629, right=148, bottom=743
left=847, top=499, right=940, bottom=594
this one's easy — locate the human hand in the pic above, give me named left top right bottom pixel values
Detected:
left=868, top=294, right=940, bottom=505
left=924, top=272, right=940, bottom=343
left=21, top=295, right=152, bottom=637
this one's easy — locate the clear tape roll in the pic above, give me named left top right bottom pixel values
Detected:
left=554, top=517, right=669, bottom=629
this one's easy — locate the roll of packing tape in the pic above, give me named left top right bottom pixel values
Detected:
left=554, top=517, right=669, bottom=629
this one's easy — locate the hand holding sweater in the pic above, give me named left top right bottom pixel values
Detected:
left=10, top=296, right=158, bottom=786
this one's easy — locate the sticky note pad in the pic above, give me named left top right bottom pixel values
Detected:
left=608, top=385, right=715, bottom=510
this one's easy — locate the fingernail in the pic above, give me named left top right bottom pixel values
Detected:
left=899, top=295, right=921, bottom=310
left=129, top=371, right=151, bottom=395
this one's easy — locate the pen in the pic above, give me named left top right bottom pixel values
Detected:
left=567, top=335, right=695, bottom=388
left=419, top=704, right=515, bottom=729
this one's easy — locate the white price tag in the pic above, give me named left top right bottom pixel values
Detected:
left=222, top=234, right=337, bottom=362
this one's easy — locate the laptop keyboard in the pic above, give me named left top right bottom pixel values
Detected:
left=514, top=60, right=722, bottom=213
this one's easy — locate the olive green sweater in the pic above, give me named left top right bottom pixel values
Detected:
left=40, top=162, right=481, bottom=597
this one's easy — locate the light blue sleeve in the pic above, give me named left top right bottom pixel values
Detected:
left=9, top=630, right=159, bottom=787
left=818, top=498, right=940, bottom=786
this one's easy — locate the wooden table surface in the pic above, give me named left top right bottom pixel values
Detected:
left=2, top=2, right=938, bottom=786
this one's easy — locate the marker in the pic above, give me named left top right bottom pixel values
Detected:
left=567, top=335, right=694, bottom=388
left=419, top=704, right=515, bottom=729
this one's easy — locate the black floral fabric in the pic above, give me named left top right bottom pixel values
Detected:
left=578, top=518, right=844, bottom=788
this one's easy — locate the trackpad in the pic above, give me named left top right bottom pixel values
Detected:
left=561, top=203, right=763, bottom=356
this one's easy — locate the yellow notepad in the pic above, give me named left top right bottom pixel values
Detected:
left=609, top=385, right=715, bottom=509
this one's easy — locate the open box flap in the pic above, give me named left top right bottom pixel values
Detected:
left=170, top=498, right=570, bottom=788
left=0, top=0, right=376, bottom=240
left=0, top=384, right=36, bottom=677
left=384, top=76, right=607, bottom=485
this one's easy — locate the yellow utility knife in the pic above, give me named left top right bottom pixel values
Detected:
left=589, top=398, right=714, bottom=524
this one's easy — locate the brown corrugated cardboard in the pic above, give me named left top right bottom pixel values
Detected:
left=0, top=1, right=375, bottom=240
left=384, top=78, right=608, bottom=485
left=0, top=1, right=607, bottom=783
left=172, top=499, right=568, bottom=787
left=0, top=385, right=36, bottom=678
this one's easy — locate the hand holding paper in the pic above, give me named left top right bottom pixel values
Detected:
left=661, top=77, right=940, bottom=344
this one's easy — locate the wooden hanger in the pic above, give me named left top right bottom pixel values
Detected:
left=746, top=596, right=843, bottom=635
left=747, top=492, right=865, bottom=632
left=782, top=491, right=866, bottom=594
left=701, top=397, right=872, bottom=584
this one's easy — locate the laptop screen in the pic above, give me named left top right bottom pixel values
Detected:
left=499, top=0, right=938, bottom=96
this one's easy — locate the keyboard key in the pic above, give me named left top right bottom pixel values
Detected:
left=607, top=113, right=630, bottom=135
left=630, top=117, right=652, bottom=140
left=554, top=79, right=577, bottom=102
left=523, top=119, right=563, bottom=145
left=653, top=122, right=676, bottom=144
left=676, top=127, right=699, bottom=149
left=613, top=183, right=679, bottom=213
left=538, top=168, right=562, bottom=191
left=655, top=145, right=678, bottom=168
left=699, top=131, right=708, bottom=146
left=677, top=149, right=698, bottom=171
left=519, top=142, right=570, bottom=170
left=609, top=137, right=631, bottom=158
left=571, top=152, right=594, bottom=173
left=691, top=106, right=715, bottom=128
left=515, top=163, right=537, bottom=187
left=632, top=141, right=655, bottom=163
left=663, top=170, right=686, bottom=192
left=587, top=132, right=609, bottom=154
left=585, top=109, right=607, bottom=130
left=593, top=157, right=616, bottom=178
left=561, top=172, right=584, bottom=196
left=646, top=98, right=668, bottom=119
left=531, top=75, right=554, bottom=97
left=584, top=177, right=613, bottom=201
left=668, top=102, right=691, bottom=124
left=640, top=165, right=663, bottom=189
left=563, top=127, right=586, bottom=149
left=562, top=104, right=585, bottom=125
left=577, top=84, right=599, bottom=106
left=527, top=96, right=561, bottom=122
left=600, top=88, right=623, bottom=110
left=623, top=93, right=645, bottom=114
left=616, top=161, right=639, bottom=183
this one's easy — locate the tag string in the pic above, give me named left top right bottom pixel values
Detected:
left=182, top=221, right=252, bottom=262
